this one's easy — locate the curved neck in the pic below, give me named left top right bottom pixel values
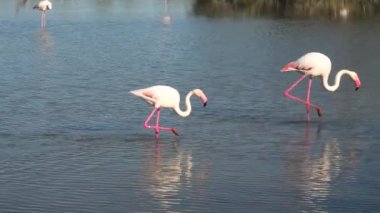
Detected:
left=322, top=69, right=355, bottom=92
left=174, top=91, right=194, bottom=117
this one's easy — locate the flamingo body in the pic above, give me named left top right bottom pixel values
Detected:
left=131, top=85, right=181, bottom=108
left=282, top=52, right=332, bottom=77
left=131, top=85, right=208, bottom=139
left=33, top=0, right=52, bottom=28
left=281, top=52, right=362, bottom=120
left=33, top=0, right=52, bottom=11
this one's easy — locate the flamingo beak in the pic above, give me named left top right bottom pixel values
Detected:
left=200, top=93, right=208, bottom=107
left=201, top=95, right=208, bottom=107
left=194, top=89, right=208, bottom=107
left=280, top=62, right=297, bottom=72
left=355, top=78, right=362, bottom=91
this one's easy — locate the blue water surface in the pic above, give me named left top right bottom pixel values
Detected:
left=1, top=0, right=380, bottom=212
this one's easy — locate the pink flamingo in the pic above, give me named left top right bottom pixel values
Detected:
left=281, top=52, right=362, bottom=120
left=130, top=85, right=208, bottom=139
left=33, top=0, right=52, bottom=28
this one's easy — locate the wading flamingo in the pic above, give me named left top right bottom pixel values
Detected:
left=33, top=0, right=52, bottom=28
left=130, top=85, right=208, bottom=139
left=281, top=52, right=362, bottom=121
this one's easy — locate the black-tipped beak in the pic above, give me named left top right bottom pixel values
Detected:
left=203, top=101, right=207, bottom=107
left=354, top=79, right=361, bottom=91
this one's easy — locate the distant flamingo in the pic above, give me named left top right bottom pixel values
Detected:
left=281, top=52, right=362, bottom=120
left=16, top=0, right=28, bottom=13
left=33, top=0, right=52, bottom=28
left=131, top=85, right=208, bottom=139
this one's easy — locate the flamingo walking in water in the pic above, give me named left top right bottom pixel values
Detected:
left=33, top=0, right=52, bottom=28
left=281, top=52, right=362, bottom=120
left=131, top=85, right=208, bottom=139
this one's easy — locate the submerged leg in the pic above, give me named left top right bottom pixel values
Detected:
left=284, top=75, right=322, bottom=118
left=144, top=107, right=179, bottom=138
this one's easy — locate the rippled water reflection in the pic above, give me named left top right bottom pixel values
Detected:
left=193, top=0, right=380, bottom=19
left=1, top=0, right=380, bottom=212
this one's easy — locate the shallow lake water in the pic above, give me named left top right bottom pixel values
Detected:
left=1, top=0, right=380, bottom=212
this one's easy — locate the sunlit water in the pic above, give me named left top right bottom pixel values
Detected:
left=1, top=0, right=380, bottom=212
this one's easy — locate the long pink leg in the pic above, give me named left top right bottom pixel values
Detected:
left=41, top=13, right=43, bottom=28
left=155, top=108, right=161, bottom=139
left=306, top=78, right=312, bottom=121
left=41, top=12, right=46, bottom=28
left=144, top=107, right=158, bottom=130
left=284, top=75, right=322, bottom=118
left=143, top=107, right=179, bottom=138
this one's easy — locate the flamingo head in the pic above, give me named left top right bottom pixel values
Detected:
left=280, top=62, right=298, bottom=72
left=353, top=73, right=362, bottom=91
left=193, top=89, right=208, bottom=107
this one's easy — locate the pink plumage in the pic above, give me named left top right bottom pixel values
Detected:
left=281, top=52, right=362, bottom=120
left=33, top=0, right=52, bottom=28
left=131, top=85, right=208, bottom=139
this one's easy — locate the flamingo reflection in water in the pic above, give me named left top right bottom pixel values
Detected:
left=38, top=30, right=54, bottom=55
left=145, top=142, right=191, bottom=210
left=283, top=123, right=359, bottom=210
left=142, top=141, right=210, bottom=211
left=162, top=0, right=171, bottom=24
